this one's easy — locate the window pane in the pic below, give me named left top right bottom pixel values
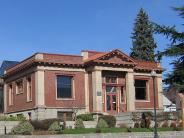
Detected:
left=135, top=80, right=147, bottom=100
left=121, top=87, right=124, bottom=103
left=57, top=76, right=72, bottom=98
left=106, top=86, right=116, bottom=93
left=112, top=95, right=116, bottom=110
left=135, top=80, right=146, bottom=87
left=135, top=88, right=146, bottom=100
left=106, top=77, right=117, bottom=84
left=16, top=80, right=23, bottom=94
left=106, top=95, right=111, bottom=110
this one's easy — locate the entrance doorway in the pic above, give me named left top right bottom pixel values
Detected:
left=106, top=86, right=117, bottom=114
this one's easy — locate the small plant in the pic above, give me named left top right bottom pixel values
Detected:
left=140, top=119, right=146, bottom=128
left=31, top=118, right=63, bottom=130
left=96, top=118, right=108, bottom=128
left=75, top=119, right=84, bottom=129
left=17, top=114, right=26, bottom=121
left=161, top=121, right=169, bottom=128
left=11, top=121, right=34, bottom=135
left=95, top=128, right=101, bottom=133
left=0, top=115, right=26, bottom=121
left=134, top=122, right=139, bottom=128
left=76, top=114, right=94, bottom=121
left=170, top=122, right=177, bottom=128
left=48, top=121, right=62, bottom=134
left=99, top=115, right=116, bottom=128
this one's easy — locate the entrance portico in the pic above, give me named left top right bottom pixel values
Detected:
left=90, top=67, right=136, bottom=114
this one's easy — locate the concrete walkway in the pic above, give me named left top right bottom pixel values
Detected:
left=1, top=131, right=184, bottom=138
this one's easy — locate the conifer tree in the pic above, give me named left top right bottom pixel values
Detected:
left=153, top=7, right=184, bottom=92
left=130, top=8, right=156, bottom=61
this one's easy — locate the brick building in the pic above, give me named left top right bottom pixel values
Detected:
left=3, top=49, right=163, bottom=120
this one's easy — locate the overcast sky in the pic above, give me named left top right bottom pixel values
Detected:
left=0, top=0, right=183, bottom=77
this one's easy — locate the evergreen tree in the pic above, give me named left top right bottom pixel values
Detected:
left=130, top=8, right=157, bottom=61
left=153, top=7, right=184, bottom=92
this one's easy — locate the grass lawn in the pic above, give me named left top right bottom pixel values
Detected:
left=62, top=127, right=181, bottom=134
left=63, top=128, right=127, bottom=134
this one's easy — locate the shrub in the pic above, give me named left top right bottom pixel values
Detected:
left=30, top=118, right=63, bottom=130
left=76, top=114, right=94, bottom=121
left=140, top=119, right=146, bottom=128
left=96, top=118, right=108, bottom=128
left=161, top=121, right=169, bottom=128
left=134, top=122, right=139, bottom=128
left=95, top=128, right=101, bottom=133
left=11, top=121, right=34, bottom=135
left=17, top=114, right=26, bottom=121
left=0, top=115, right=26, bottom=121
left=75, top=119, right=84, bottom=129
left=99, top=115, right=116, bottom=128
left=48, top=121, right=62, bottom=134
left=170, top=122, right=177, bottom=128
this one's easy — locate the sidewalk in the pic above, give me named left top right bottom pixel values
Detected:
left=1, top=131, right=184, bottom=138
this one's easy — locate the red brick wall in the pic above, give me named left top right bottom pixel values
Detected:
left=6, top=73, right=36, bottom=113
left=134, top=76, right=158, bottom=109
left=44, top=70, right=85, bottom=108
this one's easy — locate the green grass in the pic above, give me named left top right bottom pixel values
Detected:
left=130, top=128, right=152, bottom=132
left=101, top=128, right=127, bottom=133
left=63, top=128, right=127, bottom=134
left=63, top=128, right=96, bottom=134
left=61, top=127, right=181, bottom=134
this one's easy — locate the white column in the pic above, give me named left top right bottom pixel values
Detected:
left=3, top=84, right=7, bottom=113
left=35, top=70, right=45, bottom=107
left=157, top=77, right=163, bottom=109
left=92, top=70, right=103, bottom=112
left=126, top=71, right=135, bottom=111
left=85, top=73, right=90, bottom=112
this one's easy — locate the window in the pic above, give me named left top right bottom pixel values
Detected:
left=57, top=76, right=73, bottom=98
left=121, top=87, right=125, bottom=103
left=106, top=76, right=117, bottom=84
left=57, top=111, right=73, bottom=121
left=27, top=77, right=32, bottom=102
left=135, top=80, right=147, bottom=100
left=8, top=84, right=13, bottom=106
left=16, top=80, right=23, bottom=94
left=106, top=86, right=116, bottom=93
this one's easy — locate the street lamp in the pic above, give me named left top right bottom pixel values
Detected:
left=151, top=70, right=159, bottom=138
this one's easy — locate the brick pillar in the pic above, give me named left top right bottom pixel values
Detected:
left=92, top=70, right=103, bottom=112
left=126, top=71, right=135, bottom=111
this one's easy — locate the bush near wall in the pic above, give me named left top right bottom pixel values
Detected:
left=0, top=115, right=26, bottom=121
left=99, top=115, right=116, bottom=128
left=30, top=118, right=63, bottom=130
left=76, top=114, right=94, bottom=121
left=48, top=121, right=62, bottom=134
left=11, top=121, right=34, bottom=135
left=75, top=119, right=84, bottom=129
left=96, top=118, right=108, bottom=128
